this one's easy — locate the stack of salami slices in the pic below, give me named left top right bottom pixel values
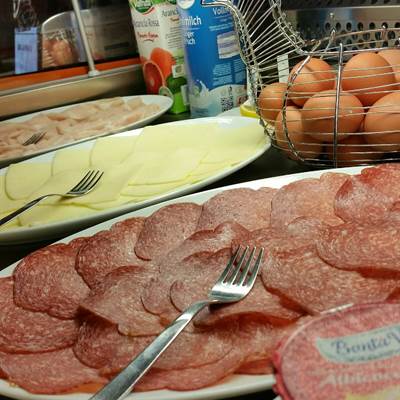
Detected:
left=1, top=163, right=400, bottom=396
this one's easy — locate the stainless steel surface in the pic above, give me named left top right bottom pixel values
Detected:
left=90, top=246, right=264, bottom=400
left=0, top=64, right=145, bottom=119
left=0, top=170, right=103, bottom=227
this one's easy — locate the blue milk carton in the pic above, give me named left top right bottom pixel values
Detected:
left=177, top=0, right=247, bottom=117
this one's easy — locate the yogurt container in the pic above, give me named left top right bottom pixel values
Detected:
left=273, top=303, right=400, bottom=400
left=177, top=0, right=247, bottom=117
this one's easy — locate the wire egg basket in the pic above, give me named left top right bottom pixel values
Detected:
left=201, top=0, right=400, bottom=167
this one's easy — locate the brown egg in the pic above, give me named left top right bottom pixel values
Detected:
left=364, top=91, right=400, bottom=151
left=258, top=82, right=292, bottom=124
left=288, top=58, right=335, bottom=106
left=302, top=90, right=364, bottom=142
left=275, top=106, right=322, bottom=160
left=378, top=49, right=400, bottom=83
left=326, top=134, right=380, bottom=166
left=342, top=52, right=398, bottom=106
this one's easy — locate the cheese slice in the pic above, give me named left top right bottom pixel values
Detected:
left=131, top=148, right=205, bottom=185
left=134, top=123, right=217, bottom=155
left=86, top=195, right=135, bottom=210
left=0, top=210, right=21, bottom=231
left=6, top=162, right=51, bottom=200
left=90, top=136, right=138, bottom=169
left=0, top=176, right=24, bottom=214
left=18, top=204, right=96, bottom=227
left=121, top=181, right=189, bottom=197
left=52, top=148, right=91, bottom=175
left=67, top=161, right=137, bottom=205
left=201, top=123, right=265, bottom=164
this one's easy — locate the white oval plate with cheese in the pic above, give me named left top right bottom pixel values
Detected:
left=0, top=116, right=270, bottom=245
left=0, top=95, right=173, bottom=168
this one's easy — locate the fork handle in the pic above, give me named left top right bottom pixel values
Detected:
left=89, top=299, right=212, bottom=400
left=0, top=194, right=52, bottom=227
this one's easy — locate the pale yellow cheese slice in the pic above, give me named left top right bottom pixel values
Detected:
left=131, top=148, right=206, bottom=185
left=90, top=136, right=138, bottom=169
left=6, top=162, right=51, bottom=200
left=0, top=176, right=24, bottom=214
left=19, top=204, right=97, bottom=227
left=134, top=123, right=217, bottom=155
left=67, top=161, right=137, bottom=205
left=52, top=148, right=91, bottom=175
left=0, top=210, right=21, bottom=231
left=86, top=195, right=135, bottom=210
left=121, top=181, right=189, bottom=197
left=201, top=123, right=266, bottom=164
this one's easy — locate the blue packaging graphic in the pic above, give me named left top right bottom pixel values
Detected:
left=177, top=0, right=247, bottom=117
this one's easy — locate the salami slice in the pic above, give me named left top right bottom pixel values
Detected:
left=142, top=249, right=233, bottom=325
left=317, top=221, right=400, bottom=278
left=270, top=172, right=347, bottom=229
left=163, top=221, right=249, bottom=265
left=134, top=203, right=202, bottom=262
left=0, top=277, right=79, bottom=353
left=74, top=316, right=154, bottom=375
left=196, top=187, right=277, bottom=231
left=262, top=247, right=398, bottom=315
left=13, top=238, right=89, bottom=319
left=134, top=347, right=245, bottom=392
left=0, top=348, right=105, bottom=394
left=335, top=164, right=400, bottom=224
left=234, top=317, right=296, bottom=375
left=286, top=216, right=328, bottom=240
left=80, top=265, right=164, bottom=336
left=173, top=277, right=302, bottom=328
left=83, top=321, right=235, bottom=377
left=76, top=217, right=146, bottom=287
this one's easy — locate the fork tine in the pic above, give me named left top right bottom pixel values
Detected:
left=240, top=247, right=264, bottom=287
left=86, top=171, right=104, bottom=191
left=236, top=246, right=257, bottom=286
left=226, top=246, right=250, bottom=284
left=71, top=170, right=96, bottom=192
left=216, top=246, right=241, bottom=284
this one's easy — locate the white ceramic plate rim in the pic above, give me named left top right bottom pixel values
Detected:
left=0, top=116, right=270, bottom=245
left=0, top=166, right=364, bottom=400
left=0, top=95, right=173, bottom=167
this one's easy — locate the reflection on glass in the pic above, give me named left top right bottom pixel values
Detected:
left=0, top=0, right=138, bottom=78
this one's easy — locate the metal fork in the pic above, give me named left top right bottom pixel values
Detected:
left=22, top=131, right=46, bottom=146
left=90, top=245, right=264, bottom=400
left=0, top=170, right=103, bottom=227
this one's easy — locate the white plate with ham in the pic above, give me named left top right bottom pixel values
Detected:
left=2, top=163, right=400, bottom=400
left=0, top=116, right=269, bottom=245
left=0, top=95, right=173, bottom=167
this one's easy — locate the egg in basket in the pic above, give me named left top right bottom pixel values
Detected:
left=202, top=0, right=400, bottom=167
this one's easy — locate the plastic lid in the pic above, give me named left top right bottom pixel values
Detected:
left=273, top=303, right=400, bottom=400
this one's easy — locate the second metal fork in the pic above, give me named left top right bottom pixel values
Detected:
left=90, top=245, right=264, bottom=400
left=0, top=170, right=103, bottom=227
